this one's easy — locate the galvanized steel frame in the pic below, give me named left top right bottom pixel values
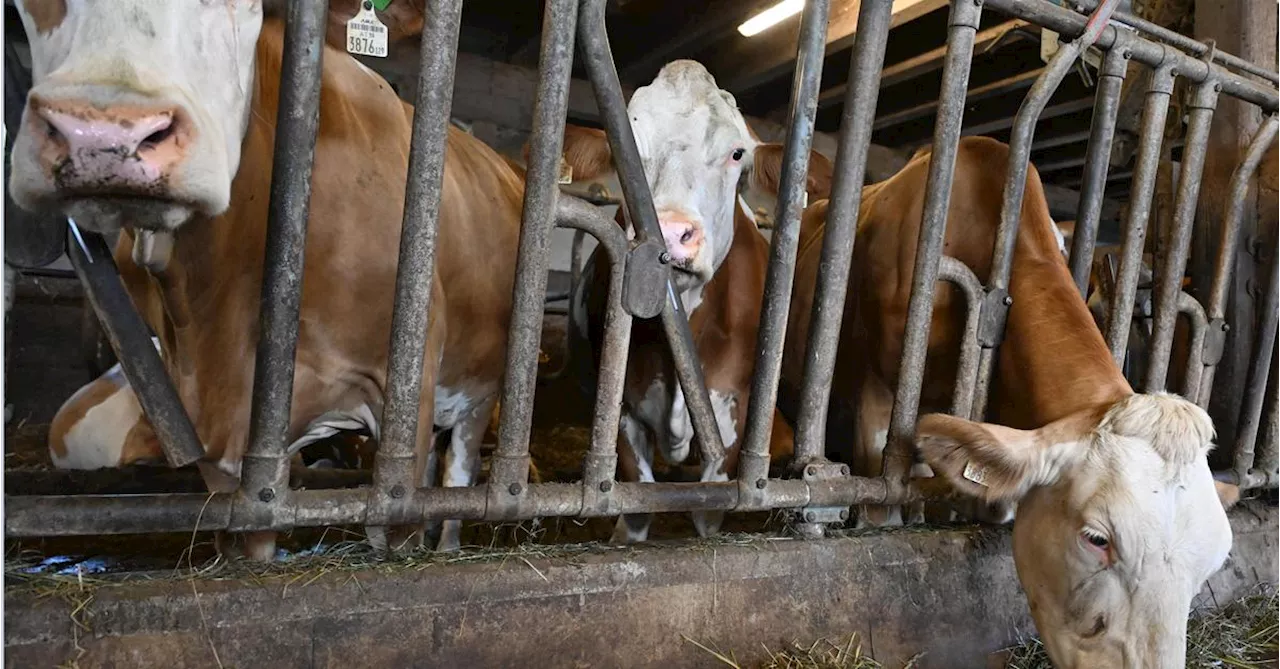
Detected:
left=5, top=0, right=1278, bottom=540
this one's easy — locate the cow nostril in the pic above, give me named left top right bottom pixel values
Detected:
left=140, top=119, right=175, bottom=149
left=680, top=229, right=695, bottom=245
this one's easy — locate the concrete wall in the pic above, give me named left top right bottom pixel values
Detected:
left=6, top=502, right=1275, bottom=669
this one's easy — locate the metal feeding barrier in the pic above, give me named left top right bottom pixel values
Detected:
left=4, top=0, right=1278, bottom=539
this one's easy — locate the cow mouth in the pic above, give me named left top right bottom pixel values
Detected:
left=57, top=193, right=200, bottom=233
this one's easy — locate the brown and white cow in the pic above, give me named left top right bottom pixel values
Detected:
left=11, top=0, right=523, bottom=555
left=785, top=136, right=1237, bottom=667
left=557, top=61, right=831, bottom=542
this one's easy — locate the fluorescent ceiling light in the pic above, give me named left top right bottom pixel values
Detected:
left=737, top=0, right=805, bottom=37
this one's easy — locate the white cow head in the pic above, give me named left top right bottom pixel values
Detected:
left=917, top=392, right=1236, bottom=669
left=557, top=61, right=831, bottom=299
left=10, top=0, right=268, bottom=234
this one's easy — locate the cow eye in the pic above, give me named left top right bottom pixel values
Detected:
left=731, top=148, right=745, bottom=161
left=1081, top=529, right=1109, bottom=549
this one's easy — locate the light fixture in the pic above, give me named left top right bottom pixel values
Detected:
left=737, top=0, right=805, bottom=37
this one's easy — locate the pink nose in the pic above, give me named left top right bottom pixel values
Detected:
left=659, top=217, right=704, bottom=264
left=32, top=100, right=184, bottom=189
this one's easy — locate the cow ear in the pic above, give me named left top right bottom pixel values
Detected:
left=325, top=0, right=426, bottom=51
left=749, top=143, right=833, bottom=201
left=553, top=124, right=614, bottom=182
left=915, top=413, right=1086, bottom=502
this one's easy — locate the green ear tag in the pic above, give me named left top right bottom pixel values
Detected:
left=371, top=0, right=393, bottom=10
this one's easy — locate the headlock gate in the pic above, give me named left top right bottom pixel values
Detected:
left=4, top=0, right=1277, bottom=541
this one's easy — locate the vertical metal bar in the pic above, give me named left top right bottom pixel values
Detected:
left=1176, top=292, right=1207, bottom=403
left=239, top=0, right=329, bottom=514
left=1070, top=46, right=1129, bottom=296
left=738, top=0, right=831, bottom=476
left=65, top=232, right=205, bottom=468
left=789, top=0, right=892, bottom=471
left=1233, top=251, right=1279, bottom=484
left=1198, top=116, right=1279, bottom=407
left=372, top=0, right=464, bottom=505
left=882, top=0, right=983, bottom=489
left=1105, top=60, right=1176, bottom=366
left=491, top=0, right=580, bottom=497
left=1257, top=367, right=1280, bottom=485
left=577, top=0, right=725, bottom=463
left=938, top=257, right=985, bottom=417
left=1144, top=80, right=1218, bottom=392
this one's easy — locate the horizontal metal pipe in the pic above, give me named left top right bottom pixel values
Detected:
left=4, top=475, right=919, bottom=538
left=1070, top=47, right=1129, bottom=296
left=66, top=232, right=205, bottom=469
left=983, top=0, right=1277, bottom=112
left=1233, top=252, right=1279, bottom=483
left=1145, top=81, right=1218, bottom=392
left=740, top=0, right=830, bottom=474
left=873, top=68, right=1043, bottom=131
left=790, top=0, right=892, bottom=474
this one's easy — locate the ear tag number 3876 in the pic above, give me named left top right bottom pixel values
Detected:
left=346, top=0, right=389, bottom=58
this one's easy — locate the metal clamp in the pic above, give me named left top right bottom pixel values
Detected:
left=621, top=238, right=669, bottom=319
left=798, top=462, right=853, bottom=525
left=977, top=287, right=1013, bottom=348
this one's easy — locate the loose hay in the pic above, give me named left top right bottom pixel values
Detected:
left=1003, top=585, right=1279, bottom=669
left=684, top=633, right=922, bottom=669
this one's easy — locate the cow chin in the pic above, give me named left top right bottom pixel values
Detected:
left=62, top=197, right=198, bottom=235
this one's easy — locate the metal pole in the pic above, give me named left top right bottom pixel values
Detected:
left=1144, top=80, right=1218, bottom=392
left=789, top=0, right=890, bottom=477
left=490, top=0, right=580, bottom=514
left=235, top=0, right=330, bottom=530
left=883, top=0, right=983, bottom=494
left=370, top=0, right=464, bottom=522
left=1198, top=116, right=1279, bottom=407
left=1176, top=292, right=1208, bottom=403
left=1233, top=251, right=1279, bottom=484
left=1104, top=61, right=1176, bottom=366
left=1070, top=47, right=1129, bottom=296
left=577, top=0, right=726, bottom=463
left=65, top=232, right=205, bottom=468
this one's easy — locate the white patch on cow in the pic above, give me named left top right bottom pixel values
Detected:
left=52, top=381, right=142, bottom=470
left=438, top=394, right=495, bottom=552
left=665, top=384, right=693, bottom=464
left=286, top=403, right=381, bottom=457
left=620, top=414, right=656, bottom=484
left=1050, top=217, right=1067, bottom=257
left=435, top=385, right=490, bottom=430
left=736, top=194, right=757, bottom=226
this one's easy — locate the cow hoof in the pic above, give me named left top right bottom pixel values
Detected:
left=691, top=510, right=723, bottom=539
left=436, top=520, right=462, bottom=553
left=610, top=514, right=650, bottom=544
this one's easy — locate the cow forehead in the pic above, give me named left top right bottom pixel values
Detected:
left=628, top=65, right=752, bottom=158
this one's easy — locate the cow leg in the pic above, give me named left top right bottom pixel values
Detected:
left=853, top=375, right=901, bottom=528
left=436, top=394, right=495, bottom=552
left=611, top=414, right=655, bottom=544
left=690, top=389, right=739, bottom=538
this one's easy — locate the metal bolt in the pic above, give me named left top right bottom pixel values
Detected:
left=509, top=482, right=523, bottom=495
left=659, top=251, right=671, bottom=264
left=390, top=484, right=406, bottom=499
left=1002, top=295, right=1013, bottom=306
left=839, top=509, right=850, bottom=521
left=599, top=480, right=613, bottom=492
left=840, top=465, right=850, bottom=477
left=1122, top=49, right=1132, bottom=59
left=805, top=465, right=818, bottom=477
left=755, top=478, right=768, bottom=489
left=258, top=488, right=275, bottom=503
left=1214, top=82, right=1222, bottom=92
left=1223, top=323, right=1231, bottom=332
left=804, top=511, right=817, bottom=523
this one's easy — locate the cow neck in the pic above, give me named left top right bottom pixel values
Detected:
left=992, top=221, right=1133, bottom=429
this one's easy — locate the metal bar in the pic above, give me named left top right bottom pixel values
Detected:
left=1074, top=0, right=1280, bottom=85
left=1257, top=368, right=1280, bottom=486
left=938, top=257, right=985, bottom=418
left=983, top=0, right=1277, bottom=112
left=1034, top=156, right=1088, bottom=174
left=491, top=0, right=580, bottom=506
left=1144, top=80, right=1218, bottom=392
left=3, top=475, right=905, bottom=538
left=1177, top=291, right=1208, bottom=404
left=788, top=0, right=892, bottom=479
left=1233, top=251, right=1279, bottom=484
left=972, top=0, right=1118, bottom=418
left=371, top=0, right=464, bottom=520
left=1104, top=63, right=1175, bottom=366
left=65, top=232, right=204, bottom=468
left=960, top=97, right=1095, bottom=138
left=551, top=197, right=632, bottom=508
left=1032, top=129, right=1093, bottom=152
left=872, top=68, right=1044, bottom=131
left=236, top=0, right=330, bottom=530
left=578, top=0, right=726, bottom=464
left=882, top=0, right=983, bottom=494
left=1198, top=116, right=1280, bottom=407
left=816, top=20, right=1034, bottom=109
left=739, top=0, right=830, bottom=479
left=1069, top=47, right=1129, bottom=296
